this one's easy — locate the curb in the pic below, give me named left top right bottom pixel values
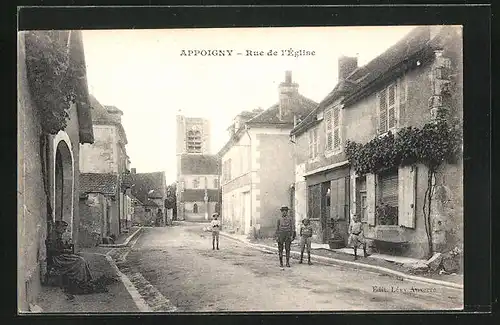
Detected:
left=99, top=227, right=143, bottom=248
left=219, top=232, right=463, bottom=290
left=104, top=254, right=152, bottom=312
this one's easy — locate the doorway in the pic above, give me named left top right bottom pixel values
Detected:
left=54, top=140, right=73, bottom=238
left=320, top=182, right=331, bottom=243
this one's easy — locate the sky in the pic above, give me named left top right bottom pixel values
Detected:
left=82, top=26, right=417, bottom=184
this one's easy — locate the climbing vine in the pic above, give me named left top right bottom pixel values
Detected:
left=24, top=30, right=82, bottom=135
left=345, top=119, right=462, bottom=176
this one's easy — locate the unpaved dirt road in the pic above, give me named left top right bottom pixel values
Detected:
left=117, top=222, right=463, bottom=312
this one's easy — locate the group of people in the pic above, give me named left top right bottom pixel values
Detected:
left=209, top=205, right=369, bottom=267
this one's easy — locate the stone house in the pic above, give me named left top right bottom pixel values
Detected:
left=17, top=30, right=94, bottom=311
left=78, top=173, right=120, bottom=247
left=79, top=95, right=132, bottom=236
left=130, top=169, right=167, bottom=226
left=290, top=26, right=463, bottom=258
left=219, top=71, right=317, bottom=237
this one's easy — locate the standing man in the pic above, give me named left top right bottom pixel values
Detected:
left=274, top=206, right=296, bottom=267
left=211, top=213, right=221, bottom=250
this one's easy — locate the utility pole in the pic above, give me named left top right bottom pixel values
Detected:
left=204, top=176, right=208, bottom=220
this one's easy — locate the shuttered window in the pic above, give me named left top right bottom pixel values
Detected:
left=325, top=110, right=333, bottom=151
left=378, top=79, right=403, bottom=134
left=308, top=127, right=319, bottom=159
left=377, top=168, right=399, bottom=225
left=325, top=107, right=341, bottom=152
left=333, top=107, right=340, bottom=149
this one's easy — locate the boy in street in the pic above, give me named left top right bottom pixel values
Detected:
left=348, top=214, right=368, bottom=260
left=211, top=213, right=221, bottom=250
left=299, top=218, right=313, bottom=265
left=274, top=206, right=296, bottom=267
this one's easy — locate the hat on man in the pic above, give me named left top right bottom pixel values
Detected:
left=280, top=206, right=289, bottom=211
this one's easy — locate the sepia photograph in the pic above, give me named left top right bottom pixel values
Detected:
left=18, top=21, right=465, bottom=313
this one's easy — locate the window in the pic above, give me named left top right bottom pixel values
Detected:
left=193, top=203, right=198, bottom=213
left=376, top=168, right=399, bottom=225
left=187, top=130, right=202, bottom=153
left=325, top=107, right=341, bottom=152
left=378, top=81, right=403, bottom=134
left=356, top=176, right=368, bottom=222
left=192, top=178, right=200, bottom=189
left=213, top=178, right=219, bottom=189
left=308, top=128, right=319, bottom=159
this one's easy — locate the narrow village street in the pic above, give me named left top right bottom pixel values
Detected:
left=113, top=222, right=463, bottom=312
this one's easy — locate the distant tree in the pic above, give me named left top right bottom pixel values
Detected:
left=165, top=183, right=177, bottom=215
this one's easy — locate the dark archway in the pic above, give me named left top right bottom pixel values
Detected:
left=193, top=203, right=198, bottom=214
left=54, top=140, right=73, bottom=238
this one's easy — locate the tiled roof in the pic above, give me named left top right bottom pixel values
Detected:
left=180, top=154, right=220, bottom=175
left=291, top=26, right=437, bottom=136
left=80, top=173, right=119, bottom=195
left=88, top=95, right=128, bottom=144
left=130, top=171, right=166, bottom=206
left=180, top=189, right=220, bottom=202
left=247, top=94, right=318, bottom=125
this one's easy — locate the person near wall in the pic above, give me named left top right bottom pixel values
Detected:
left=348, top=215, right=368, bottom=260
left=211, top=213, right=221, bottom=250
left=299, top=218, right=313, bottom=265
left=46, top=220, right=106, bottom=294
left=274, top=206, right=296, bottom=267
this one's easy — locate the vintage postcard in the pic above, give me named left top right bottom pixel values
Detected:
left=18, top=24, right=464, bottom=313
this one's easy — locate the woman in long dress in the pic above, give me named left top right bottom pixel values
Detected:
left=47, top=220, right=99, bottom=293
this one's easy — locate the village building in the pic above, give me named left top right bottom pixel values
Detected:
left=219, top=71, right=317, bottom=237
left=130, top=168, right=168, bottom=226
left=79, top=95, right=133, bottom=238
left=290, top=26, right=463, bottom=259
left=17, top=30, right=94, bottom=311
left=78, top=173, right=120, bottom=246
left=176, top=115, right=220, bottom=221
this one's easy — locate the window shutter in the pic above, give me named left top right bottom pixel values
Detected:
left=398, top=77, right=407, bottom=125
left=398, top=165, right=417, bottom=228
left=333, top=107, right=340, bottom=149
left=325, top=110, right=332, bottom=151
left=314, top=128, right=319, bottom=156
left=388, top=85, right=397, bottom=129
left=308, top=131, right=313, bottom=159
left=337, top=177, right=347, bottom=220
left=366, top=173, right=376, bottom=225
left=378, top=90, right=388, bottom=133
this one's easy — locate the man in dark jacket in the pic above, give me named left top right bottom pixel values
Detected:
left=274, top=206, right=296, bottom=267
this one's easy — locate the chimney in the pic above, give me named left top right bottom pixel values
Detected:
left=278, top=71, right=299, bottom=120
left=131, top=168, right=136, bottom=174
left=338, top=56, right=358, bottom=81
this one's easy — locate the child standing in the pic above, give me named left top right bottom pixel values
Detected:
left=299, top=218, right=313, bottom=265
left=348, top=215, right=368, bottom=260
left=211, top=213, right=221, bottom=250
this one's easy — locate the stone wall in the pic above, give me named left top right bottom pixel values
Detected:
left=18, top=32, right=46, bottom=312
left=257, top=133, right=295, bottom=237
left=78, top=193, right=105, bottom=247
